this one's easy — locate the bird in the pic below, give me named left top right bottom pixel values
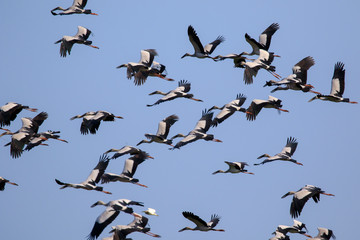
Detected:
left=212, top=161, right=254, bottom=175
left=270, top=231, right=290, bottom=240
left=264, top=56, right=320, bottom=93
left=246, top=96, right=289, bottom=121
left=254, top=137, right=302, bottom=166
left=182, top=25, right=224, bottom=60
left=179, top=211, right=225, bottom=232
left=238, top=49, right=281, bottom=85
left=137, top=114, right=179, bottom=146
left=101, top=150, right=152, bottom=188
left=104, top=213, right=161, bottom=240
left=242, top=23, right=280, bottom=57
left=54, top=26, right=99, bottom=57
left=209, top=93, right=248, bottom=127
left=70, top=111, right=123, bottom=135
left=24, top=130, right=68, bottom=151
left=172, top=109, right=222, bottom=149
left=143, top=208, right=159, bottom=216
left=0, top=102, right=37, bottom=127
left=133, top=61, right=175, bottom=85
left=88, top=199, right=144, bottom=240
left=0, top=177, right=18, bottom=191
left=104, top=145, right=153, bottom=160
left=274, top=220, right=312, bottom=238
left=51, top=0, right=98, bottom=16
left=3, top=112, right=48, bottom=158
left=55, top=154, right=111, bottom=194
left=213, top=53, right=250, bottom=68
left=116, top=49, right=158, bottom=86
left=147, top=80, right=203, bottom=107
left=281, top=185, right=335, bottom=218
left=307, top=227, right=336, bottom=240
left=308, top=62, right=357, bottom=103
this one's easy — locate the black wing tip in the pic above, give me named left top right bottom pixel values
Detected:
left=334, top=61, right=345, bottom=71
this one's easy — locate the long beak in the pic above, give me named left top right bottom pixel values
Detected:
left=181, top=54, right=187, bottom=59
left=308, top=96, right=317, bottom=102
left=147, top=155, right=154, bottom=159
left=277, top=108, right=289, bottom=112
left=115, top=116, right=123, bottom=119
left=303, top=233, right=312, bottom=238
left=102, top=190, right=112, bottom=194
left=56, top=138, right=68, bottom=143
left=26, top=108, right=38, bottom=112
left=321, top=192, right=335, bottom=196
left=132, top=213, right=142, bottom=218
left=145, top=232, right=161, bottom=238
left=90, top=45, right=99, bottom=49
left=350, top=101, right=358, bottom=104
left=90, top=13, right=98, bottom=15
left=135, top=182, right=148, bottom=188
left=296, top=162, right=303, bottom=166
left=310, top=90, right=321, bottom=94
left=9, top=182, right=18, bottom=186
left=213, top=139, right=222, bottom=143
left=244, top=172, right=254, bottom=175
left=190, top=98, right=203, bottom=102
left=304, top=84, right=314, bottom=88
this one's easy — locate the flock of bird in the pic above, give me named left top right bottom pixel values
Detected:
left=1, top=0, right=357, bottom=239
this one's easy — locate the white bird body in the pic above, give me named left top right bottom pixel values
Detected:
left=0, top=102, right=37, bottom=127
left=309, top=62, right=357, bottom=103
left=213, top=161, right=254, bottom=175
left=307, top=227, right=335, bottom=240
left=182, top=25, right=224, bottom=60
left=281, top=185, right=335, bottom=218
left=246, top=96, right=288, bottom=121
left=147, top=80, right=202, bottom=107
left=210, top=93, right=247, bottom=127
left=255, top=137, right=301, bottom=166
left=55, top=26, right=99, bottom=57
left=179, top=211, right=225, bottom=232
left=51, top=0, right=97, bottom=15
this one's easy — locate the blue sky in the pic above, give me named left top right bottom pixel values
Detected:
left=1, top=1, right=359, bottom=239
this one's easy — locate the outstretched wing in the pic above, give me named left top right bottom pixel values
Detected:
left=258, top=23, right=280, bottom=50
left=182, top=211, right=207, bottom=227
left=187, top=25, right=205, bottom=54
left=83, top=154, right=110, bottom=185
left=330, top=62, right=345, bottom=97
left=280, top=137, right=298, bottom=156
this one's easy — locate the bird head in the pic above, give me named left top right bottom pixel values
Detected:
left=181, top=53, right=191, bottom=59
left=308, top=95, right=321, bottom=102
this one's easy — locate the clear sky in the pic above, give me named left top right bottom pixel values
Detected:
left=1, top=0, right=359, bottom=239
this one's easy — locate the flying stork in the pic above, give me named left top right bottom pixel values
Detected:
left=281, top=185, right=335, bottom=218
left=101, top=150, right=152, bottom=188
left=51, top=0, right=98, bottom=15
left=137, top=114, right=179, bottom=146
left=0, top=102, right=37, bottom=127
left=70, top=111, right=123, bottom=135
left=264, top=56, right=320, bottom=93
left=308, top=62, right=357, bottom=103
left=212, top=161, right=254, bottom=175
left=55, top=26, right=99, bottom=57
left=209, top=93, right=248, bottom=127
left=182, top=25, right=224, bottom=60
left=254, top=137, right=302, bottom=166
left=246, top=96, right=288, bottom=121
left=24, top=130, right=68, bottom=151
left=308, top=227, right=336, bottom=240
left=171, top=109, right=222, bottom=149
left=55, top=154, right=111, bottom=194
left=179, top=211, right=225, bottom=232
left=147, top=80, right=203, bottom=107
left=274, top=219, right=312, bottom=238
left=104, top=145, right=153, bottom=160
left=88, top=199, right=144, bottom=240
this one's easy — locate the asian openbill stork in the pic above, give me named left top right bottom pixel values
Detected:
left=51, top=0, right=98, bottom=16
left=271, top=231, right=290, bottom=240
left=0, top=102, right=37, bottom=127
left=212, top=161, right=254, bottom=175
left=101, top=150, right=152, bottom=188
left=308, top=227, right=336, bottom=240
left=254, top=137, right=302, bottom=166
left=104, top=145, right=153, bottom=160
left=182, top=25, right=224, bottom=60
left=103, top=213, right=161, bottom=239
left=55, top=154, right=111, bottom=194
left=242, top=23, right=280, bottom=57
left=137, top=114, right=179, bottom=146
left=133, top=61, right=175, bottom=84
left=238, top=49, right=281, bottom=85
left=274, top=220, right=312, bottom=238
left=55, top=26, right=99, bottom=57
left=70, top=111, right=123, bottom=135
left=24, top=130, right=68, bottom=151
left=88, top=199, right=144, bottom=240
left=246, top=96, right=288, bottom=121
left=264, top=56, right=320, bottom=94
left=3, top=112, right=48, bottom=158
left=116, top=49, right=158, bottom=86
left=171, top=109, right=222, bottom=149
left=179, top=211, right=225, bottom=232
left=281, top=185, right=335, bottom=218
left=209, top=93, right=248, bottom=127
left=309, top=62, right=357, bottom=103
left=0, top=177, right=18, bottom=191
left=147, top=80, right=202, bottom=107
